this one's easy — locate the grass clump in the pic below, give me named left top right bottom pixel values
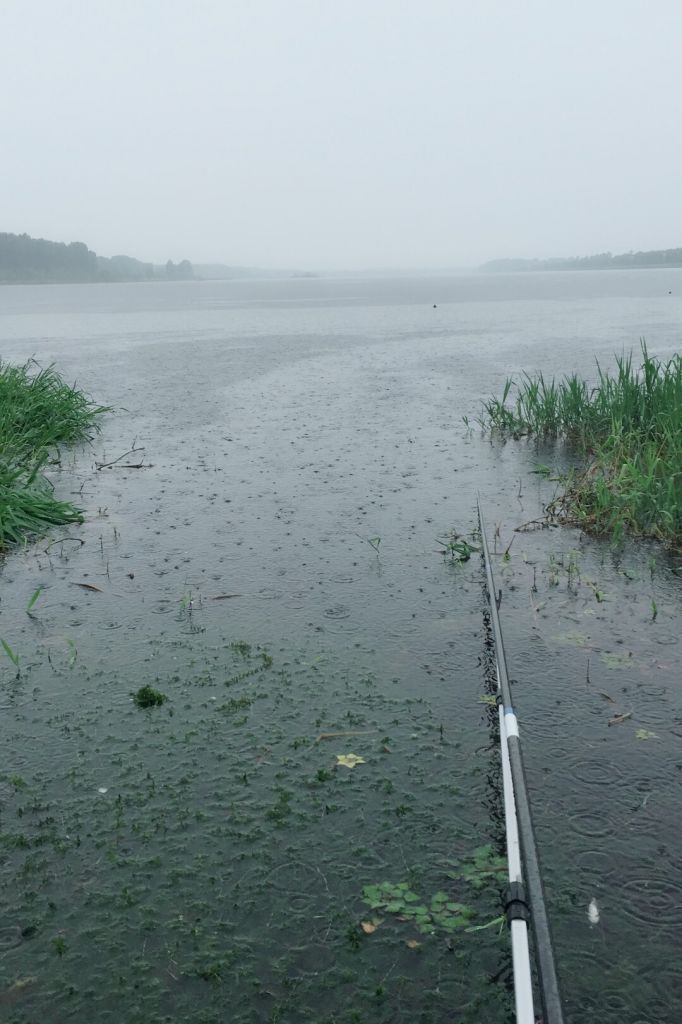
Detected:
left=480, top=342, right=681, bottom=546
left=132, top=685, right=167, bottom=709
left=0, top=360, right=108, bottom=549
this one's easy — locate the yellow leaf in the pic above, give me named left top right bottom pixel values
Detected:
left=336, top=753, right=365, bottom=768
left=406, top=939, right=421, bottom=949
left=361, top=920, right=378, bottom=934
left=8, top=977, right=37, bottom=992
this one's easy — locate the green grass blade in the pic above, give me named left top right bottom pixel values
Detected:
left=1, top=638, right=20, bottom=667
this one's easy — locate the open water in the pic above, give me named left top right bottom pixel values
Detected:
left=0, top=270, right=680, bottom=1023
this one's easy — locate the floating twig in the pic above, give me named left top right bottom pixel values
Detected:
left=607, top=710, right=633, bottom=726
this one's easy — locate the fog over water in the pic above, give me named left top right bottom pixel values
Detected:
left=2, top=0, right=682, bottom=269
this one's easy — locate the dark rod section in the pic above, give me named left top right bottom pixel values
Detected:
left=478, top=502, right=566, bottom=1024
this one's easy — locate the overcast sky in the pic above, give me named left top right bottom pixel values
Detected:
left=2, top=1, right=681, bottom=270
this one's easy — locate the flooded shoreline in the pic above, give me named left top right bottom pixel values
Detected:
left=0, top=272, right=680, bottom=1022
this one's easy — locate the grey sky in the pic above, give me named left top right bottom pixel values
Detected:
left=2, top=0, right=681, bottom=270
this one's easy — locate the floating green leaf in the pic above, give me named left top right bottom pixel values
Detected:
left=437, top=535, right=480, bottom=562
left=361, top=881, right=477, bottom=937
left=447, top=844, right=507, bottom=890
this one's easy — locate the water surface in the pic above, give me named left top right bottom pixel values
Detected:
left=0, top=271, right=680, bottom=1023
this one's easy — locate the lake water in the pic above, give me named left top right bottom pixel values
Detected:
left=0, top=270, right=680, bottom=1023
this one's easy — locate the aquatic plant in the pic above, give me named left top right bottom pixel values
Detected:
left=0, top=360, right=108, bottom=548
left=0, top=631, right=519, bottom=1024
left=224, top=648, right=273, bottom=686
left=361, top=880, right=503, bottom=937
left=132, top=685, right=167, bottom=708
left=437, top=533, right=480, bottom=562
left=1, top=637, right=20, bottom=669
left=362, top=881, right=476, bottom=934
left=447, top=844, right=507, bottom=891
left=361, top=843, right=508, bottom=942
left=355, top=533, right=381, bottom=556
left=481, top=342, right=682, bottom=545
left=26, top=587, right=43, bottom=613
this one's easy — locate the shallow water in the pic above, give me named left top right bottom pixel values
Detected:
left=0, top=271, right=680, bottom=1023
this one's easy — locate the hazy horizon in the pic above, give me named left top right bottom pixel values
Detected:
left=2, top=0, right=681, bottom=270
left=7, top=232, right=682, bottom=277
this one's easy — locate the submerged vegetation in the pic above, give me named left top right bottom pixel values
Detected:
left=360, top=845, right=507, bottom=938
left=0, top=360, right=107, bottom=549
left=132, top=684, right=167, bottom=708
left=481, top=343, right=681, bottom=546
left=0, top=627, right=515, bottom=1023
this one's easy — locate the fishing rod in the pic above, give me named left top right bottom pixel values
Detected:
left=478, top=500, right=565, bottom=1024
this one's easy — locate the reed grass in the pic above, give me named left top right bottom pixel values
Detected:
left=0, top=360, right=108, bottom=548
left=481, top=342, right=682, bottom=546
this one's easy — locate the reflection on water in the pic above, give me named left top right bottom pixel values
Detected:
left=0, top=271, right=680, bottom=1023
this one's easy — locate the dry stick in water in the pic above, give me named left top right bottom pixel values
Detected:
left=608, top=711, right=633, bottom=726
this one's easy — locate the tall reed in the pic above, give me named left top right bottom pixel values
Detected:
left=481, top=342, right=681, bottom=545
left=0, top=360, right=108, bottom=548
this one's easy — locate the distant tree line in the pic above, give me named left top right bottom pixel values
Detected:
left=0, top=232, right=194, bottom=284
left=481, top=248, right=682, bottom=273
